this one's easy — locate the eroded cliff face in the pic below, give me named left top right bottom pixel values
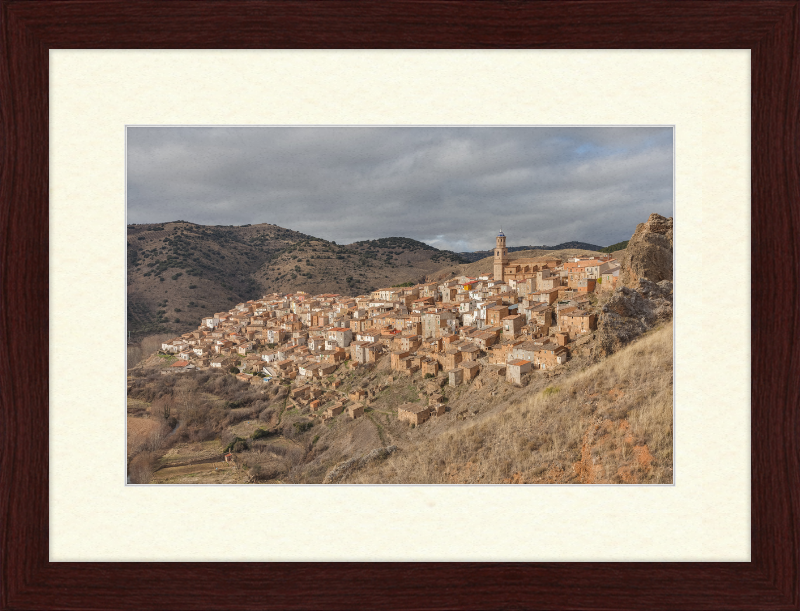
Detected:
left=597, top=279, right=673, bottom=356
left=597, top=214, right=674, bottom=356
left=621, top=213, right=673, bottom=288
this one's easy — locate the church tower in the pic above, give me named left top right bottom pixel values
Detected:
left=493, top=230, right=508, bottom=281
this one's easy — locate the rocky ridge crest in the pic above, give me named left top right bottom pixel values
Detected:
left=597, top=213, right=674, bottom=356
left=621, top=213, right=673, bottom=288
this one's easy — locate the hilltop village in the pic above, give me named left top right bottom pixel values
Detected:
left=155, top=232, right=623, bottom=425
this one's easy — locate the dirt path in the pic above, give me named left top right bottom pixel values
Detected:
left=366, top=413, right=389, bottom=446
left=153, top=455, right=223, bottom=472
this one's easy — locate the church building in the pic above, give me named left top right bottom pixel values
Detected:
left=492, top=231, right=563, bottom=283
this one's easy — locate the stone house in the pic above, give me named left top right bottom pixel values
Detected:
left=538, top=275, right=562, bottom=290
left=398, top=403, right=431, bottom=426
left=290, top=385, right=310, bottom=400
left=317, top=362, right=337, bottom=377
left=421, top=359, right=440, bottom=377
left=421, top=310, right=455, bottom=339
left=533, top=344, right=569, bottom=370
left=485, top=305, right=510, bottom=327
left=347, top=405, right=364, bottom=419
left=471, top=331, right=498, bottom=351
left=506, top=359, right=532, bottom=385
left=325, top=404, right=344, bottom=418
left=598, top=263, right=621, bottom=291
left=364, top=342, right=383, bottom=363
left=349, top=389, right=368, bottom=403
left=459, top=360, right=480, bottom=381
left=397, top=356, right=419, bottom=375
left=489, top=340, right=525, bottom=365
left=391, top=350, right=411, bottom=370
left=530, top=288, right=561, bottom=305
left=559, top=310, right=597, bottom=338
left=349, top=340, right=370, bottom=364
left=442, top=349, right=464, bottom=371
left=394, top=334, right=422, bottom=353
left=509, top=340, right=539, bottom=363
left=326, top=327, right=353, bottom=348
left=448, top=368, right=464, bottom=387
left=501, top=314, right=524, bottom=340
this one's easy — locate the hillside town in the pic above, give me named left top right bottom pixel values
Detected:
left=153, top=232, right=623, bottom=426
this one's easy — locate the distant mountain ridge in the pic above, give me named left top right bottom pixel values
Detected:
left=457, top=241, right=605, bottom=262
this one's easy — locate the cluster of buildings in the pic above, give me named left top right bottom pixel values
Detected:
left=158, top=232, right=620, bottom=422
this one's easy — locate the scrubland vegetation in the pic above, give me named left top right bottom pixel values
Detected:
left=127, top=322, right=672, bottom=485
left=126, top=369, right=315, bottom=483
left=127, top=333, right=175, bottom=368
left=347, top=322, right=673, bottom=484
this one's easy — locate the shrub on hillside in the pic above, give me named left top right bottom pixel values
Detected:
left=128, top=451, right=154, bottom=484
left=223, top=407, right=258, bottom=427
left=223, top=436, right=249, bottom=454
left=293, top=421, right=313, bottom=434
left=251, top=427, right=271, bottom=440
left=259, top=407, right=276, bottom=423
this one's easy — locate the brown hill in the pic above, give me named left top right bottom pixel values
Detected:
left=127, top=321, right=672, bottom=485
left=253, top=236, right=465, bottom=297
left=127, top=222, right=465, bottom=340
left=127, top=221, right=313, bottom=339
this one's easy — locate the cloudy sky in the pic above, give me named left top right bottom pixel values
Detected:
left=127, top=126, right=673, bottom=252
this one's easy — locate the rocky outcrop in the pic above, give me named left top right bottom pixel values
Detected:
left=323, top=445, right=398, bottom=484
left=597, top=279, right=673, bottom=356
left=621, top=213, right=673, bottom=288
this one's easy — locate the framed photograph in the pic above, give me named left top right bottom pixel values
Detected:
left=125, top=124, right=674, bottom=487
left=2, top=1, right=797, bottom=609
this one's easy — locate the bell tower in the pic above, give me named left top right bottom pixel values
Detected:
left=494, top=230, right=508, bottom=281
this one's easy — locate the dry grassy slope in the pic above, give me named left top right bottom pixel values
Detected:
left=126, top=321, right=671, bottom=485
left=335, top=321, right=673, bottom=484
left=254, top=236, right=465, bottom=297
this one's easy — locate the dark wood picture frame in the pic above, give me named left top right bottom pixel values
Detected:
left=1, top=1, right=798, bottom=609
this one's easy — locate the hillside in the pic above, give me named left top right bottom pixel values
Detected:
left=127, top=221, right=312, bottom=339
left=253, top=236, right=466, bottom=297
left=127, top=321, right=672, bottom=485
left=127, top=222, right=466, bottom=340
left=345, top=321, right=673, bottom=484
left=126, top=212, right=674, bottom=485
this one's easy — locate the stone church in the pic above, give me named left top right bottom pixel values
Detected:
left=493, top=231, right=561, bottom=283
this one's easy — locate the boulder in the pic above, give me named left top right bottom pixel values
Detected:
left=621, top=213, right=673, bottom=288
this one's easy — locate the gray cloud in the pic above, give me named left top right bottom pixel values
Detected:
left=127, top=126, right=673, bottom=251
